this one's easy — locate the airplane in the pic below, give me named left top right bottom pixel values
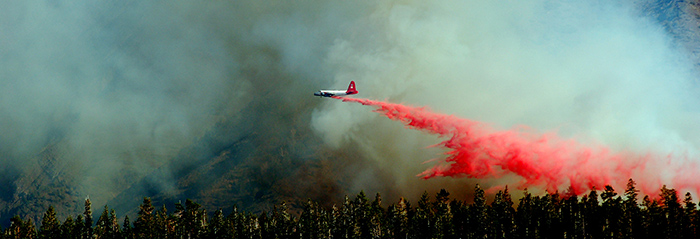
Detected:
left=314, top=81, right=358, bottom=97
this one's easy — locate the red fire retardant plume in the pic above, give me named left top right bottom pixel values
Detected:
left=335, top=97, right=698, bottom=195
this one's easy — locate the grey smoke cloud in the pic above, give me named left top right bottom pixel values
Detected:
left=0, top=0, right=377, bottom=218
left=1, top=1, right=255, bottom=207
left=313, top=0, right=700, bottom=197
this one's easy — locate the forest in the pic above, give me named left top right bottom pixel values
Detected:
left=2, top=179, right=699, bottom=239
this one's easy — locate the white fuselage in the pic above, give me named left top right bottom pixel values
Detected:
left=314, top=81, right=358, bottom=97
left=314, top=90, right=350, bottom=97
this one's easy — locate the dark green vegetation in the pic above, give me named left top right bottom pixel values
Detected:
left=3, top=179, right=700, bottom=239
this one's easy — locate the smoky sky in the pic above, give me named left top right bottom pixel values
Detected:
left=0, top=0, right=357, bottom=210
left=312, top=0, right=700, bottom=197
left=1, top=0, right=700, bottom=218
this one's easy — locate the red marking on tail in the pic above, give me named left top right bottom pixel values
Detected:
left=346, top=81, right=358, bottom=94
left=336, top=97, right=699, bottom=196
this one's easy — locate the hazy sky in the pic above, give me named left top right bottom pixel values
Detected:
left=312, top=0, right=700, bottom=196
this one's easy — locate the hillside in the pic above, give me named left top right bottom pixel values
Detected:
left=636, top=0, right=700, bottom=71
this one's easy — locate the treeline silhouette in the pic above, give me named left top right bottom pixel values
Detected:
left=3, top=178, right=700, bottom=239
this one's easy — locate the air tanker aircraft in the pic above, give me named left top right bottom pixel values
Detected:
left=314, top=81, right=358, bottom=97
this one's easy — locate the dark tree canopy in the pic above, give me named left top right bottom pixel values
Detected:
left=2, top=179, right=699, bottom=239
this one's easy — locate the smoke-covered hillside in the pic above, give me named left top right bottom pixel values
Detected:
left=2, top=0, right=700, bottom=225
left=635, top=0, right=700, bottom=70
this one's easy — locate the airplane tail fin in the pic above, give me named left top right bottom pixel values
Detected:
left=346, top=81, right=358, bottom=94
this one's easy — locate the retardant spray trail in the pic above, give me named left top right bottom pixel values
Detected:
left=335, top=97, right=700, bottom=195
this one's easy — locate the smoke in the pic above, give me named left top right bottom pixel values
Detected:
left=313, top=0, right=700, bottom=198
left=0, top=0, right=258, bottom=210
left=0, top=0, right=370, bottom=218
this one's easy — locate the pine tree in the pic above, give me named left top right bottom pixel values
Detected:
left=108, top=209, right=120, bottom=239
left=302, top=198, right=332, bottom=239
left=299, top=199, right=321, bottom=239
left=470, top=184, right=488, bottom=239
left=93, top=206, right=121, bottom=239
left=8, top=215, right=37, bottom=239
left=94, top=206, right=109, bottom=238
left=27, top=218, right=38, bottom=239
left=412, top=191, right=433, bottom=239
left=532, top=194, right=549, bottom=239
left=154, top=205, right=172, bottom=238
left=225, top=205, right=240, bottom=238
left=258, top=211, right=273, bottom=239
left=331, top=201, right=349, bottom=239
left=622, top=178, right=642, bottom=239
left=561, top=188, right=583, bottom=239
left=60, top=216, right=77, bottom=239
left=450, top=199, right=468, bottom=239
left=354, top=191, right=373, bottom=238
left=208, top=209, right=226, bottom=239
left=178, top=199, right=206, bottom=238
left=7, top=215, right=21, bottom=239
left=602, top=185, right=623, bottom=238
left=515, top=190, right=535, bottom=238
left=122, top=216, right=133, bottom=239
left=83, top=198, right=93, bottom=239
left=39, top=205, right=59, bottom=239
left=433, top=189, right=453, bottom=239
left=230, top=205, right=256, bottom=238
left=234, top=212, right=260, bottom=239
left=660, top=185, right=682, bottom=239
left=75, top=215, right=84, bottom=239
left=682, top=192, right=698, bottom=239
left=386, top=197, right=409, bottom=239
left=270, top=202, right=295, bottom=238
left=643, top=195, right=665, bottom=239
left=583, top=188, right=602, bottom=238
left=543, top=191, right=563, bottom=238
left=490, top=187, right=515, bottom=239
left=133, top=197, right=154, bottom=239
left=370, top=193, right=384, bottom=238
